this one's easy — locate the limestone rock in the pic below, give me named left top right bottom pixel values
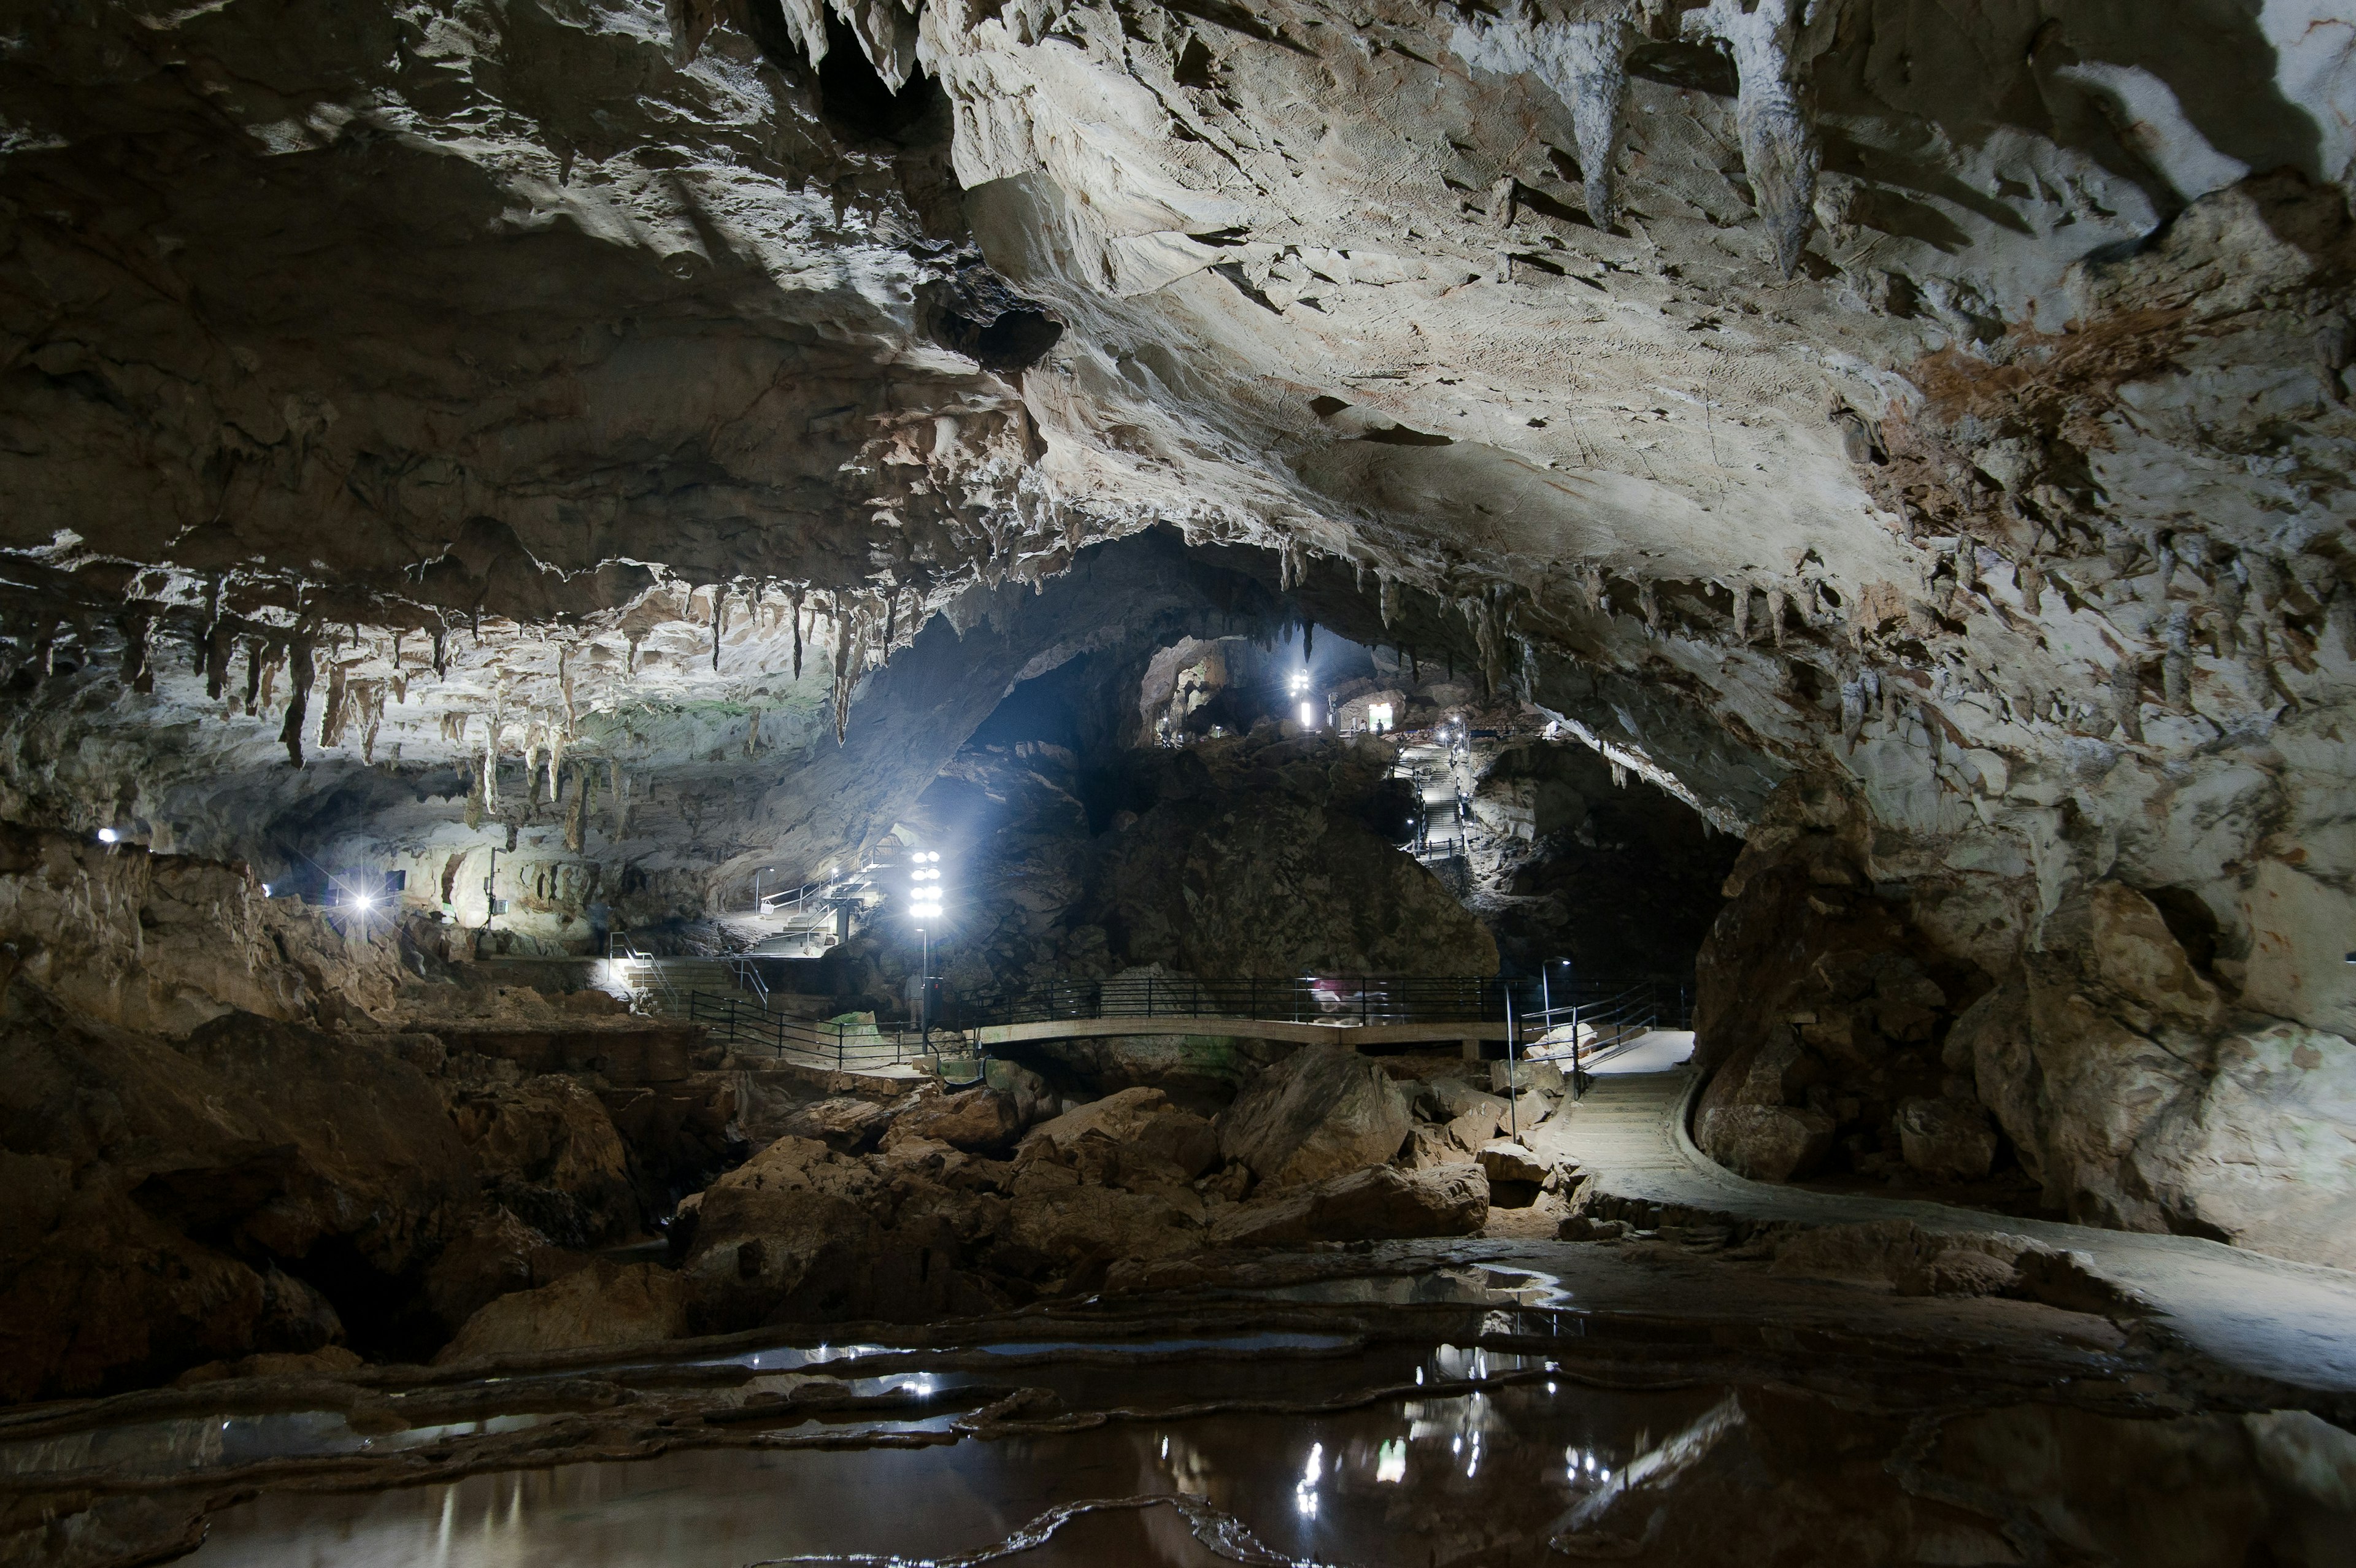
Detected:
left=1209, top=1163, right=1489, bottom=1248
left=1399, top=1124, right=1471, bottom=1170
left=1491, top=1059, right=1566, bottom=1097
left=1217, top=1045, right=1412, bottom=1187
left=1430, top=1078, right=1508, bottom=1121
left=1696, top=1104, right=1836, bottom=1182
left=445, top=1074, right=640, bottom=1246
left=778, top=1096, right=901, bottom=1153
left=1021, top=1087, right=1220, bottom=1179
left=422, top=1207, right=590, bottom=1334
left=436, top=1261, right=685, bottom=1364
left=1476, top=1139, right=1551, bottom=1185
left=0, top=993, right=480, bottom=1398
left=1446, top=1103, right=1506, bottom=1153
left=886, top=1085, right=1026, bottom=1153
left=1894, top=1096, right=1998, bottom=1182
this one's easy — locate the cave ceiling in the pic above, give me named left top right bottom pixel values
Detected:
left=1, top=0, right=2352, bottom=938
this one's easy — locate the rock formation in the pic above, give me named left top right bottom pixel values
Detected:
left=0, top=0, right=2352, bottom=1397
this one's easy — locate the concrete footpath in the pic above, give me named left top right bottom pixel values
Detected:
left=1534, top=1032, right=2356, bottom=1396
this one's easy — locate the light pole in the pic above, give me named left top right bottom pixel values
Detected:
left=907, top=850, right=945, bottom=1047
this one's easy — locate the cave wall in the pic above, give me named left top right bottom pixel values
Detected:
left=0, top=0, right=2349, bottom=1274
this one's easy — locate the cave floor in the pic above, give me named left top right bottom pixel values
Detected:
left=1539, top=1050, right=2356, bottom=1397
left=7, top=1228, right=2350, bottom=1565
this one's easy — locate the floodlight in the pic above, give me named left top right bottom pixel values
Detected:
left=96, top=828, right=118, bottom=844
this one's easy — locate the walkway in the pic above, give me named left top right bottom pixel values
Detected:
left=1534, top=1033, right=2356, bottom=1397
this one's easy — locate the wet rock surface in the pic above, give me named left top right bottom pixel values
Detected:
left=2, top=1231, right=2349, bottom=1568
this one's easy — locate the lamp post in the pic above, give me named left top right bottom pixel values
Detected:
left=907, top=850, right=946, bottom=1047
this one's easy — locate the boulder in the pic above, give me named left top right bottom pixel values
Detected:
left=0, top=995, right=480, bottom=1399
left=1491, top=1059, right=1566, bottom=1097
left=1895, top=1096, right=1999, bottom=1181
left=1504, top=1089, right=1555, bottom=1133
left=673, top=1137, right=888, bottom=1330
left=444, top=1073, right=640, bottom=1246
left=1696, top=1104, right=1836, bottom=1182
left=1446, top=1104, right=1505, bottom=1152
left=422, top=1207, right=590, bottom=1333
left=1429, top=1077, right=1504, bottom=1120
left=887, top=1085, right=1026, bottom=1153
left=778, top=1096, right=900, bottom=1153
left=1209, top=1163, right=1488, bottom=1247
left=1399, top=1124, right=1470, bottom=1170
left=1476, top=1139, right=1550, bottom=1185
left=1020, top=1087, right=1220, bottom=1178
left=435, top=1260, right=684, bottom=1363
left=1218, top=1045, right=1411, bottom=1186
left=1005, top=1182, right=1207, bottom=1267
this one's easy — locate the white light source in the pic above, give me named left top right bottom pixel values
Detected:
left=96, top=828, right=118, bottom=844
left=352, top=893, right=375, bottom=911
left=1299, top=701, right=1316, bottom=727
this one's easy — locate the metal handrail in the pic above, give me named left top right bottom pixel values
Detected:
left=682, top=990, right=921, bottom=1072
left=729, top=956, right=771, bottom=1010
left=946, top=972, right=1690, bottom=1033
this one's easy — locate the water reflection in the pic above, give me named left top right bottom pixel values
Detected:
left=169, top=1382, right=2356, bottom=1567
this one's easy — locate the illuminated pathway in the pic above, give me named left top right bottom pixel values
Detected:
left=1534, top=1036, right=2356, bottom=1396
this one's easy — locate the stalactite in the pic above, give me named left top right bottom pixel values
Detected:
left=564, top=763, right=587, bottom=851
left=2017, top=558, right=2044, bottom=615
left=433, top=626, right=448, bottom=679
left=1732, top=582, right=1752, bottom=642
left=479, top=709, right=502, bottom=819
left=1686, top=0, right=1819, bottom=278
left=117, top=610, right=151, bottom=693
left=712, top=589, right=725, bottom=671
left=1378, top=572, right=1398, bottom=629
left=791, top=586, right=807, bottom=679
left=832, top=603, right=858, bottom=744
left=609, top=756, right=626, bottom=839
left=1455, top=7, right=1633, bottom=229
left=204, top=621, right=233, bottom=701
left=1563, top=16, right=1632, bottom=229
left=278, top=631, right=315, bottom=767
left=318, top=662, right=349, bottom=748
left=1636, top=580, right=1660, bottom=632
left=1766, top=587, right=1787, bottom=648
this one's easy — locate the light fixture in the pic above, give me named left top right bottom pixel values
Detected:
left=1299, top=701, right=1315, bottom=727
left=351, top=893, right=375, bottom=912
left=96, top=828, right=118, bottom=844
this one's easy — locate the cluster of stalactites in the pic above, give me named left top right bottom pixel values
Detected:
left=1455, top=0, right=1820, bottom=276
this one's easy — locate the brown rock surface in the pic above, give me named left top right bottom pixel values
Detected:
left=444, top=1073, right=641, bottom=1246
left=0, top=994, right=479, bottom=1398
left=1209, top=1164, right=1488, bottom=1248
left=1217, top=1045, right=1412, bottom=1187
left=436, top=1261, right=685, bottom=1364
left=1697, top=1104, right=1838, bottom=1183
left=886, top=1085, right=1027, bottom=1153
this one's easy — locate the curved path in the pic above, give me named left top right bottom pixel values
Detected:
left=1531, top=1034, right=2356, bottom=1397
